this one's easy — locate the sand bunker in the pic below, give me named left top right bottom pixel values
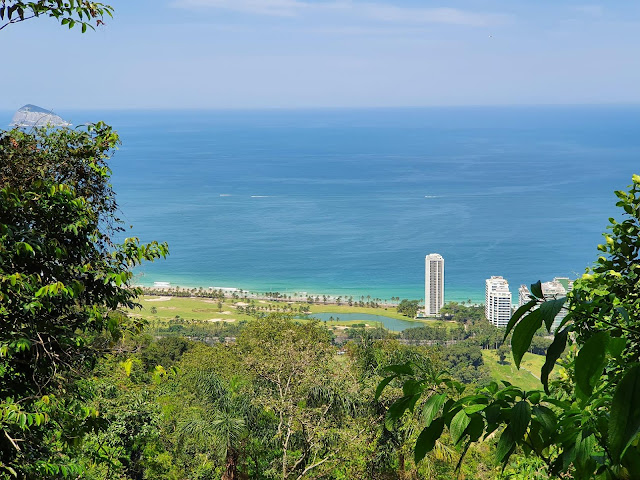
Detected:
left=207, top=318, right=237, bottom=323
left=144, top=296, right=172, bottom=302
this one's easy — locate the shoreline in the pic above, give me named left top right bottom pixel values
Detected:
left=136, top=284, right=483, bottom=321
left=133, top=278, right=485, bottom=307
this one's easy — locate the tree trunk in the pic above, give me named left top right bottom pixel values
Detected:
left=222, top=449, right=239, bottom=480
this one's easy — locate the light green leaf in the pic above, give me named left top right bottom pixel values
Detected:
left=450, top=409, right=471, bottom=445
left=422, top=393, right=447, bottom=427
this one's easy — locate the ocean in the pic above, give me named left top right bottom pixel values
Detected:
left=5, top=106, right=639, bottom=303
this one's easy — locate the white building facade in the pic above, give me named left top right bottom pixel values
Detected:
left=425, top=254, right=445, bottom=315
left=518, top=277, right=573, bottom=331
left=485, top=276, right=512, bottom=328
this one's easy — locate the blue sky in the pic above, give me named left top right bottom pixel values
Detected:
left=2, top=1, right=639, bottom=109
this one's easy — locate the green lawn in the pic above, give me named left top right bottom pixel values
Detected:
left=482, top=350, right=544, bottom=391
left=131, top=295, right=462, bottom=331
left=132, top=296, right=254, bottom=322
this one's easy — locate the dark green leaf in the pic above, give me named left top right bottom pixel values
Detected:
left=403, top=379, right=423, bottom=396
left=527, top=391, right=541, bottom=404
left=511, top=400, right=531, bottom=440
left=575, top=332, right=608, bottom=397
left=385, top=394, right=420, bottom=429
left=531, top=280, right=543, bottom=299
left=575, top=432, right=596, bottom=472
left=496, top=426, right=516, bottom=464
left=541, top=327, right=569, bottom=394
left=415, top=417, right=444, bottom=463
left=532, top=405, right=556, bottom=432
left=504, top=299, right=537, bottom=340
left=511, top=309, right=543, bottom=368
left=375, top=375, right=396, bottom=401
left=609, top=364, right=640, bottom=462
left=383, top=363, right=414, bottom=376
left=466, top=415, right=485, bottom=442
left=607, top=337, right=627, bottom=358
left=539, top=297, right=566, bottom=332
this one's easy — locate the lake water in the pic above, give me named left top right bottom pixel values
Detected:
left=300, top=312, right=422, bottom=331
left=6, top=106, right=638, bottom=304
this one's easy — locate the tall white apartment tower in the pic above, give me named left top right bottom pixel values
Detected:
left=485, top=276, right=512, bottom=328
left=425, top=254, right=445, bottom=315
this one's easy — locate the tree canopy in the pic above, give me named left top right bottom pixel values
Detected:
left=378, top=174, right=640, bottom=479
left=0, top=125, right=167, bottom=478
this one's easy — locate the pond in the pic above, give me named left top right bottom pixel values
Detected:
left=299, top=312, right=422, bottom=332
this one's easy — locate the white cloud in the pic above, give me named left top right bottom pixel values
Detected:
left=173, top=0, right=509, bottom=26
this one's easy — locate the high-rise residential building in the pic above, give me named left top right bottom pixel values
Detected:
left=425, top=254, right=444, bottom=315
left=485, top=276, right=512, bottom=327
left=518, top=277, right=573, bottom=331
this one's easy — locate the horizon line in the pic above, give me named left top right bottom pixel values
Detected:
left=2, top=101, right=640, bottom=113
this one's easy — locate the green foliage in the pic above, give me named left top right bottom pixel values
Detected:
left=378, top=175, right=640, bottom=479
left=397, top=298, right=420, bottom=318
left=0, top=1, right=113, bottom=32
left=0, top=126, right=167, bottom=477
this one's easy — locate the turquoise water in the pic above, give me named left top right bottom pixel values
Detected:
left=8, top=106, right=638, bottom=304
left=300, top=312, right=423, bottom=331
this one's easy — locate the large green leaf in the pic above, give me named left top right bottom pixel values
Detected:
left=450, top=409, right=471, bottom=445
left=422, top=393, right=447, bottom=427
left=496, top=426, right=516, bottom=464
left=503, top=299, right=537, bottom=340
left=402, top=379, right=423, bottom=396
left=385, top=395, right=418, bottom=429
left=532, top=405, right=557, bottom=432
left=607, top=336, right=627, bottom=358
left=415, top=417, right=444, bottom=463
left=609, top=364, right=640, bottom=462
left=541, top=327, right=569, bottom=394
left=510, top=401, right=531, bottom=440
left=511, top=309, right=543, bottom=368
left=466, top=414, right=485, bottom=442
left=575, top=332, right=608, bottom=397
left=539, top=297, right=566, bottom=332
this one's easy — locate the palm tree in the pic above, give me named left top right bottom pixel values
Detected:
left=180, top=411, right=245, bottom=480
left=178, top=372, right=255, bottom=479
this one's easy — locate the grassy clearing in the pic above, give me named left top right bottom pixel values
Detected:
left=131, top=295, right=461, bottom=331
left=133, top=296, right=254, bottom=322
left=482, top=350, right=544, bottom=391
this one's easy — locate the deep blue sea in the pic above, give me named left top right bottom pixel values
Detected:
left=4, top=106, right=639, bottom=303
